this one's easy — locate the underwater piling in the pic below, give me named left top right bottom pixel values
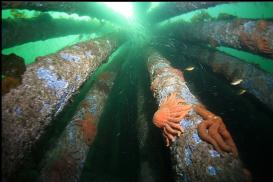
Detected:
left=146, top=49, right=247, bottom=182
left=136, top=78, right=175, bottom=182
left=1, top=1, right=127, bottom=25
left=2, top=33, right=122, bottom=181
left=1, top=1, right=80, bottom=11
left=2, top=13, right=115, bottom=49
left=39, top=43, right=129, bottom=182
left=147, top=2, right=225, bottom=23
left=136, top=78, right=162, bottom=182
left=179, top=44, right=273, bottom=112
left=167, top=19, right=273, bottom=58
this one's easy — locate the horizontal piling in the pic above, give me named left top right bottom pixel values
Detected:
left=147, top=2, right=225, bottom=23
left=2, top=1, right=128, bottom=25
left=2, top=13, right=116, bottom=49
left=160, top=19, right=273, bottom=58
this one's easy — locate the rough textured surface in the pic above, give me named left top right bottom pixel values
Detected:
left=146, top=49, right=247, bottom=182
left=179, top=44, right=273, bottom=112
left=40, top=70, right=117, bottom=182
left=1, top=1, right=127, bottom=25
left=1, top=35, right=120, bottom=181
left=2, top=13, right=112, bottom=49
left=147, top=2, right=225, bottom=23
left=39, top=43, right=128, bottom=182
left=168, top=19, right=273, bottom=58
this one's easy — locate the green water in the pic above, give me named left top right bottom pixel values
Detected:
left=2, top=2, right=273, bottom=182
left=2, top=34, right=97, bottom=64
left=2, top=2, right=273, bottom=71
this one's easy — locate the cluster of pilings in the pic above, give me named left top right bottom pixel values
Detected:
left=2, top=33, right=123, bottom=181
left=154, top=4, right=273, bottom=111
left=2, top=2, right=273, bottom=182
left=38, top=43, right=129, bottom=182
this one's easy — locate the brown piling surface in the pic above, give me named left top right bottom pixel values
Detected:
left=146, top=49, right=248, bottom=182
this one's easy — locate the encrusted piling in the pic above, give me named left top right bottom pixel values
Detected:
left=147, top=2, right=225, bottom=23
left=179, top=43, right=273, bottom=112
left=146, top=49, right=247, bottom=182
left=166, top=19, right=273, bottom=58
left=39, top=43, right=128, bottom=182
left=1, top=1, right=127, bottom=25
left=2, top=13, right=116, bottom=49
left=2, top=34, right=122, bottom=181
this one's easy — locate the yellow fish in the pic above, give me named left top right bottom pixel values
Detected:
left=185, top=66, right=195, bottom=71
left=231, top=79, right=243, bottom=85
left=237, top=89, right=246, bottom=95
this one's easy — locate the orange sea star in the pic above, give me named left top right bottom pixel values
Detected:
left=153, top=92, right=192, bottom=146
left=97, top=72, right=113, bottom=81
left=194, top=104, right=238, bottom=157
left=74, top=113, right=97, bottom=145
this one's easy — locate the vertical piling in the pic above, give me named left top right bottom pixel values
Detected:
left=146, top=49, right=247, bottom=182
left=2, top=33, right=122, bottom=181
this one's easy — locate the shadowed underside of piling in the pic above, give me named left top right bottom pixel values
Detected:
left=2, top=34, right=121, bottom=181
left=146, top=49, right=247, bottom=182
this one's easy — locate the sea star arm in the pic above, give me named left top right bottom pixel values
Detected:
left=198, top=119, right=222, bottom=152
left=164, top=123, right=182, bottom=136
left=162, top=130, right=170, bottom=147
left=167, top=121, right=184, bottom=133
left=194, top=104, right=238, bottom=157
left=208, top=120, right=231, bottom=152
left=153, top=108, right=170, bottom=128
left=194, top=104, right=214, bottom=119
left=219, top=123, right=238, bottom=157
left=169, top=104, right=192, bottom=122
left=153, top=92, right=192, bottom=146
left=163, top=127, right=175, bottom=143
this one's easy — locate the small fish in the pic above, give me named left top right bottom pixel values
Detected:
left=185, top=66, right=195, bottom=71
left=231, top=79, right=243, bottom=85
left=237, top=89, right=246, bottom=95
